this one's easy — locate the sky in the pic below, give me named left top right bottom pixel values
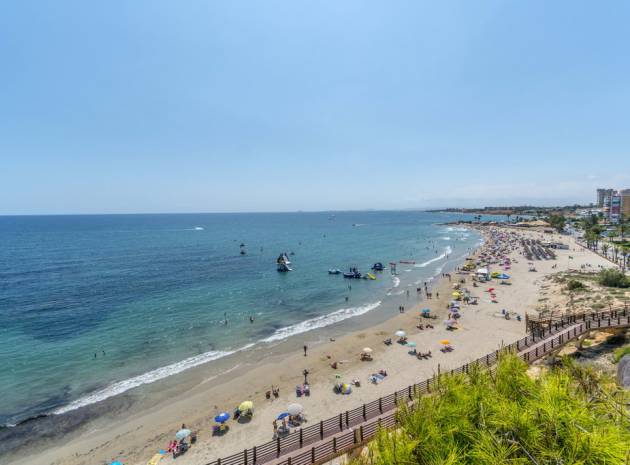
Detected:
left=1, top=0, right=629, bottom=214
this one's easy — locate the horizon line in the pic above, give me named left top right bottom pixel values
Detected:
left=0, top=204, right=593, bottom=217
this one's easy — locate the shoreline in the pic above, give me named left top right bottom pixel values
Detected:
left=3, top=228, right=482, bottom=464
left=9, top=225, right=613, bottom=465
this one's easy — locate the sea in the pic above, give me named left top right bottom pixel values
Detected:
left=0, top=211, right=494, bottom=430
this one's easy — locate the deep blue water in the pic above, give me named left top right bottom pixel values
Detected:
left=0, top=211, right=488, bottom=426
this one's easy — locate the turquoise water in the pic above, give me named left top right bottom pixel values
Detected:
left=0, top=211, right=487, bottom=426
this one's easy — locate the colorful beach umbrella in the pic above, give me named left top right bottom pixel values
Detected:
left=277, top=412, right=289, bottom=420
left=440, top=339, right=450, bottom=345
left=421, top=308, right=431, bottom=314
left=287, top=403, right=303, bottom=415
left=214, top=412, right=230, bottom=423
left=109, top=462, right=123, bottom=465
left=175, top=428, right=191, bottom=440
left=239, top=401, right=254, bottom=412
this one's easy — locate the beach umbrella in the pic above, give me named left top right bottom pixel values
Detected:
left=487, top=288, right=495, bottom=292
left=109, top=462, right=123, bottom=465
left=277, top=412, right=289, bottom=420
left=395, top=330, right=406, bottom=337
left=239, top=401, right=254, bottom=412
left=406, top=341, right=417, bottom=347
left=440, top=339, right=450, bottom=345
left=175, top=428, right=191, bottom=440
left=214, top=412, right=230, bottom=423
left=497, top=273, right=510, bottom=279
left=362, top=347, right=373, bottom=354
left=421, top=308, right=431, bottom=314
left=287, top=403, right=303, bottom=415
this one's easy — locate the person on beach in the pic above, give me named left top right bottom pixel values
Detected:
left=303, top=344, right=308, bottom=356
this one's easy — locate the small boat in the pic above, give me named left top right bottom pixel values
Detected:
left=371, top=262, right=384, bottom=271
left=343, top=267, right=362, bottom=279
left=277, top=253, right=292, bottom=272
left=328, top=269, right=341, bottom=275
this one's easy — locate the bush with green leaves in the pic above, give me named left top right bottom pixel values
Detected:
left=566, top=279, right=585, bottom=291
left=357, top=355, right=630, bottom=465
left=598, top=269, right=630, bottom=288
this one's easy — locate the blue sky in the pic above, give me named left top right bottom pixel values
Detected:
left=1, top=1, right=629, bottom=214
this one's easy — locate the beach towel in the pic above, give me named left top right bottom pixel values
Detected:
left=147, top=453, right=164, bottom=465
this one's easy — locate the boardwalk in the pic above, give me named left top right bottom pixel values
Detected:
left=207, top=307, right=629, bottom=465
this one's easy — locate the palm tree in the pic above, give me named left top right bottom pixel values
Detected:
left=601, top=243, right=609, bottom=258
left=621, top=244, right=630, bottom=271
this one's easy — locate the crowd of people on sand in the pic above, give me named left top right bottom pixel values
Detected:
left=120, top=224, right=553, bottom=465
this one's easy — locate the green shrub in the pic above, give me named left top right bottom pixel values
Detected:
left=356, top=355, right=630, bottom=465
left=613, top=346, right=630, bottom=363
left=566, top=279, right=585, bottom=291
left=598, top=269, right=630, bottom=288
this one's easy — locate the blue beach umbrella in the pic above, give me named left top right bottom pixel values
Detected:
left=497, top=273, right=510, bottom=279
left=421, top=308, right=431, bottom=314
left=175, top=428, right=191, bottom=440
left=109, top=462, right=123, bottom=465
left=215, top=412, right=230, bottom=423
left=406, top=342, right=417, bottom=347
left=277, top=412, right=289, bottom=420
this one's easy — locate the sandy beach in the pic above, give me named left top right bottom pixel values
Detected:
left=8, top=226, right=615, bottom=465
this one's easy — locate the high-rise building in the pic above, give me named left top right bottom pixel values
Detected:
left=596, top=188, right=614, bottom=207
left=610, top=193, right=622, bottom=224
left=621, top=189, right=630, bottom=219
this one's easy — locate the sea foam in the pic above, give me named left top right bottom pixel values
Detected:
left=262, top=301, right=382, bottom=343
left=414, top=246, right=452, bottom=268
left=52, top=344, right=254, bottom=415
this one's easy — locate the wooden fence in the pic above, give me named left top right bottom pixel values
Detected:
left=207, top=307, right=629, bottom=465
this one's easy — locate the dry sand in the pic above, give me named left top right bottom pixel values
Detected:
left=9, top=226, right=614, bottom=465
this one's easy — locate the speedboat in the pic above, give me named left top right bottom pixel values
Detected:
left=328, top=269, right=341, bottom=275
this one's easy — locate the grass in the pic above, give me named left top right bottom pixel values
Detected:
left=613, top=345, right=630, bottom=363
left=354, top=355, right=630, bottom=465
